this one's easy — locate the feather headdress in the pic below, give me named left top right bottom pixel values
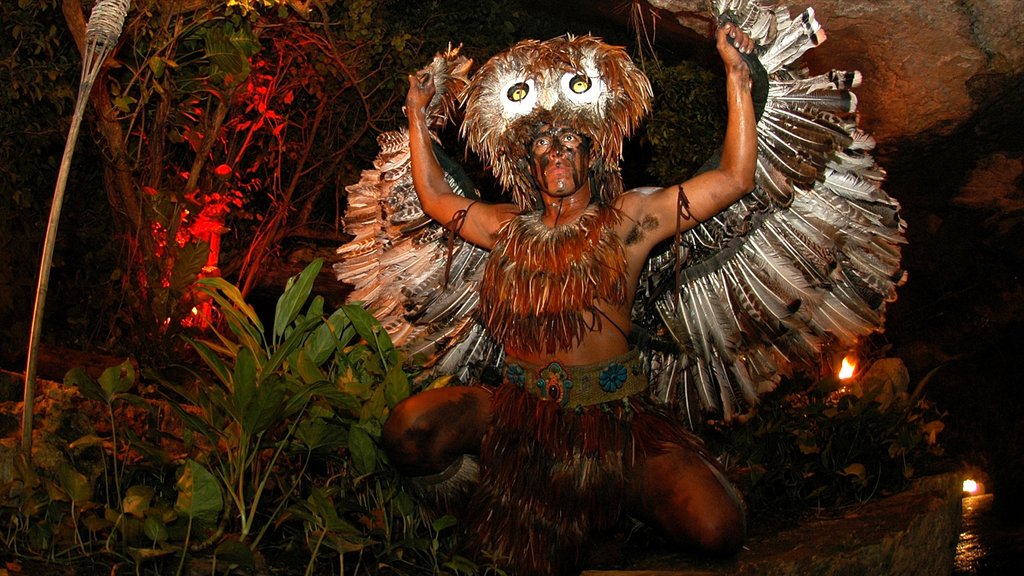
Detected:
left=461, top=35, right=652, bottom=209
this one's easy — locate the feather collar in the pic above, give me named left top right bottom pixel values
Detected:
left=478, top=204, right=628, bottom=354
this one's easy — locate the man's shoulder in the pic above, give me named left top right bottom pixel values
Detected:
left=623, top=186, right=662, bottom=198
left=614, top=186, right=669, bottom=218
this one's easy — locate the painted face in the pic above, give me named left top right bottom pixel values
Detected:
left=528, top=124, right=590, bottom=197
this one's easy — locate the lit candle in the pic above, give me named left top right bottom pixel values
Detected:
left=838, top=355, right=857, bottom=380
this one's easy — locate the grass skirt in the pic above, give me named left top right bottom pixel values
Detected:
left=463, top=381, right=703, bottom=575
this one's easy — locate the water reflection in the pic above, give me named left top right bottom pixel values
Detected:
left=955, top=494, right=1024, bottom=575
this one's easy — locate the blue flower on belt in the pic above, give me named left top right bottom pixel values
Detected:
left=506, top=364, right=526, bottom=387
left=599, top=362, right=628, bottom=393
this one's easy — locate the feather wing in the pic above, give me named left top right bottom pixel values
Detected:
left=334, top=48, right=503, bottom=384
left=639, top=1, right=906, bottom=423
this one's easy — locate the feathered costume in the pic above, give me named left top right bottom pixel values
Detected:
left=336, top=0, right=905, bottom=573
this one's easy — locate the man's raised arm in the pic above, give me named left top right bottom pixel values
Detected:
left=406, top=72, right=519, bottom=249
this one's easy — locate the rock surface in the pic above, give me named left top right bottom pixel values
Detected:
left=643, top=0, right=1024, bottom=144
left=583, top=473, right=962, bottom=575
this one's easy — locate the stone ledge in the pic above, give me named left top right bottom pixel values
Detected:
left=584, top=473, right=961, bottom=576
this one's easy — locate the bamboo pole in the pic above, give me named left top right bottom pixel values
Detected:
left=22, top=0, right=131, bottom=455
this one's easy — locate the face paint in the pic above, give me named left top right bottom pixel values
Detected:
left=529, top=125, right=590, bottom=196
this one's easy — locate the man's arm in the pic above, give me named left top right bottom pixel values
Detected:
left=620, top=23, right=757, bottom=249
left=406, top=72, right=519, bottom=249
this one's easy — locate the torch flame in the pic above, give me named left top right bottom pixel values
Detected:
left=838, top=356, right=857, bottom=380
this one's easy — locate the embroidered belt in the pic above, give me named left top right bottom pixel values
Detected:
left=502, top=349, right=647, bottom=408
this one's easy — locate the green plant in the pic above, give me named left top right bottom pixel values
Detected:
left=1, top=259, right=481, bottom=574
left=640, top=60, right=727, bottom=184
left=707, top=359, right=946, bottom=515
left=161, top=257, right=476, bottom=573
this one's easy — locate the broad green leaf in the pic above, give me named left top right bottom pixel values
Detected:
left=348, top=425, right=377, bottom=475
left=307, top=295, right=325, bottom=319
left=306, top=487, right=360, bottom=534
left=59, top=463, right=92, bottom=503
left=263, top=315, right=321, bottom=376
left=307, top=309, right=352, bottom=366
left=205, top=383, right=241, bottom=425
left=175, top=460, right=223, bottom=525
left=274, top=258, right=324, bottom=340
left=169, top=241, right=209, bottom=296
left=361, top=382, right=387, bottom=423
left=293, top=348, right=324, bottom=385
left=337, top=365, right=370, bottom=399
left=99, top=360, right=136, bottom=398
left=202, top=23, right=258, bottom=88
left=394, top=490, right=416, bottom=517
left=148, top=55, right=165, bottom=78
left=234, top=346, right=258, bottom=410
left=196, top=277, right=263, bottom=333
left=314, top=389, right=362, bottom=417
left=383, top=362, right=411, bottom=408
left=123, top=485, right=155, bottom=519
left=143, top=516, right=169, bottom=543
left=342, top=305, right=395, bottom=362
left=358, top=417, right=382, bottom=438
left=307, top=486, right=334, bottom=514
left=324, top=533, right=368, bottom=554
left=117, top=392, right=152, bottom=410
left=305, top=385, right=362, bottom=416
left=204, top=324, right=243, bottom=358
left=185, top=337, right=232, bottom=389
left=336, top=324, right=357, bottom=350
left=242, top=375, right=287, bottom=436
left=432, top=514, right=458, bottom=532
left=65, top=368, right=105, bottom=403
left=295, top=418, right=348, bottom=453
left=282, top=380, right=331, bottom=415
left=68, top=434, right=104, bottom=450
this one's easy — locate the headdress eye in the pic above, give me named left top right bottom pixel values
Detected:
left=568, top=74, right=591, bottom=94
left=507, top=81, right=530, bottom=102
left=499, top=77, right=538, bottom=119
left=560, top=70, right=604, bottom=104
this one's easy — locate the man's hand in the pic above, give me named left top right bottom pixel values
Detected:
left=716, top=23, right=754, bottom=78
left=406, top=70, right=436, bottom=119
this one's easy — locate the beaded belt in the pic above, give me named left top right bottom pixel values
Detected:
left=502, top=349, right=647, bottom=409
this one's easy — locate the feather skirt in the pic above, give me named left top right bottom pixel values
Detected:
left=463, top=381, right=703, bottom=575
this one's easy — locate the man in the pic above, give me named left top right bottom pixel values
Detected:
left=383, top=23, right=756, bottom=575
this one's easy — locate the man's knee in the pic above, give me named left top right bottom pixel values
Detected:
left=382, top=395, right=435, bottom=474
left=628, top=445, right=746, bottom=556
left=686, top=500, right=745, bottom=556
left=382, top=387, right=490, bottom=476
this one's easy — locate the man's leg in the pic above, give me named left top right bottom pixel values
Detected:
left=626, top=443, right=746, bottom=555
left=382, top=385, right=493, bottom=506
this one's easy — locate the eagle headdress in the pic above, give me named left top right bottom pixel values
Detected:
left=461, top=35, right=653, bottom=210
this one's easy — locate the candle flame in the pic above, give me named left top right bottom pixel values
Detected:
left=963, top=479, right=978, bottom=494
left=838, top=356, right=857, bottom=380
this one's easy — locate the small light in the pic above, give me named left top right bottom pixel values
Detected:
left=963, top=479, right=978, bottom=494
left=191, top=306, right=199, bottom=315
left=838, top=355, right=857, bottom=380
